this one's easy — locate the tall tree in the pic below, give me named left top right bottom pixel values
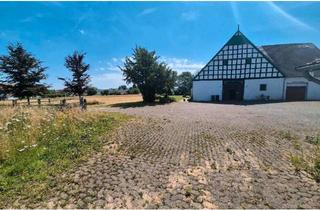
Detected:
left=59, top=51, right=90, bottom=105
left=120, top=46, right=177, bottom=102
left=0, top=43, right=47, bottom=104
left=176, top=72, right=193, bottom=96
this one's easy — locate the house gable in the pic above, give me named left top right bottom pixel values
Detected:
left=193, top=30, right=284, bottom=81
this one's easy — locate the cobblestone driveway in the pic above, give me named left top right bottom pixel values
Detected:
left=35, top=102, right=320, bottom=208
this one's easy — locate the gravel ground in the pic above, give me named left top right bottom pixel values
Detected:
left=15, top=102, right=320, bottom=208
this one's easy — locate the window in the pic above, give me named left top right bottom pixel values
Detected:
left=245, top=58, right=252, bottom=64
left=223, top=59, right=228, bottom=65
left=260, top=84, right=267, bottom=91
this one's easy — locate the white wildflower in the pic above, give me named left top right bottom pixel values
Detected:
left=31, top=144, right=37, bottom=147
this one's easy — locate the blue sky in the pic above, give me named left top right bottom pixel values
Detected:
left=0, top=1, right=320, bottom=89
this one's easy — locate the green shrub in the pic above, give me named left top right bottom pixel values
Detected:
left=306, top=135, right=320, bottom=145
left=86, top=87, right=98, bottom=96
left=101, top=89, right=109, bottom=96
left=127, top=87, right=140, bottom=94
left=157, top=95, right=183, bottom=104
left=86, top=100, right=100, bottom=105
left=279, top=130, right=297, bottom=141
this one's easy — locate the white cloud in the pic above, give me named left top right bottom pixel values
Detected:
left=138, top=8, right=157, bottom=17
left=181, top=11, right=199, bottom=21
left=20, top=13, right=43, bottom=23
left=79, top=29, right=85, bottom=35
left=90, top=57, right=125, bottom=89
left=160, top=57, right=204, bottom=74
left=91, top=72, right=126, bottom=89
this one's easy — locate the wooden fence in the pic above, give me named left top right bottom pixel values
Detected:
left=0, top=97, right=79, bottom=108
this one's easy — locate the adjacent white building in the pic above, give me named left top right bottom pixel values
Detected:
left=192, top=29, right=320, bottom=102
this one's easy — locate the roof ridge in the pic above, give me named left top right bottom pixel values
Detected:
left=261, top=43, right=315, bottom=47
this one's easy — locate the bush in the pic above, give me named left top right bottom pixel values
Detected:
left=86, top=87, right=98, bottom=96
left=109, top=90, right=122, bottom=95
left=86, top=100, right=100, bottom=105
left=127, top=87, right=140, bottom=94
left=45, top=93, right=66, bottom=98
left=306, top=135, right=320, bottom=145
left=101, top=90, right=109, bottom=96
left=157, top=95, right=183, bottom=104
left=169, top=95, right=183, bottom=102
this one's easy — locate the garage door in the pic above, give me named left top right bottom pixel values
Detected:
left=286, top=86, right=306, bottom=101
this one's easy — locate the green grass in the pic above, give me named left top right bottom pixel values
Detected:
left=168, top=95, right=184, bottom=102
left=0, top=107, right=130, bottom=206
left=279, top=130, right=298, bottom=141
left=288, top=133, right=320, bottom=182
left=290, top=154, right=305, bottom=172
left=306, top=135, right=320, bottom=145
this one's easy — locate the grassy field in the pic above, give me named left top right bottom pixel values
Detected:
left=0, top=94, right=188, bottom=107
left=0, top=106, right=131, bottom=206
left=0, top=94, right=143, bottom=107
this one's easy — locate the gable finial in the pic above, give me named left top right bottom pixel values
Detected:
left=237, top=24, right=240, bottom=32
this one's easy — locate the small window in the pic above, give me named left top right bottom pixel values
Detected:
left=260, top=84, right=267, bottom=91
left=245, top=58, right=252, bottom=64
left=223, top=59, right=228, bottom=65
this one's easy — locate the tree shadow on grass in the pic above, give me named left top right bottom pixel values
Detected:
left=109, top=101, right=167, bottom=109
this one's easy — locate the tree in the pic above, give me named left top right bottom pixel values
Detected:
left=0, top=43, right=47, bottom=105
left=176, top=72, right=193, bottom=96
left=118, top=85, right=127, bottom=90
left=59, top=51, right=90, bottom=105
left=120, top=46, right=177, bottom=102
left=101, top=89, right=109, bottom=96
left=160, top=67, right=177, bottom=96
left=86, top=86, right=98, bottom=96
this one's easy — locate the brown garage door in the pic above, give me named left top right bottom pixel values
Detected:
left=286, top=86, right=306, bottom=101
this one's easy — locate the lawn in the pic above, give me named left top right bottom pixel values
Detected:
left=0, top=106, right=131, bottom=206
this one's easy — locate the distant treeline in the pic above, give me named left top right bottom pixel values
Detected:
left=44, top=85, right=140, bottom=98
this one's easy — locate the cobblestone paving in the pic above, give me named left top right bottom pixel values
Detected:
left=22, top=102, right=320, bottom=208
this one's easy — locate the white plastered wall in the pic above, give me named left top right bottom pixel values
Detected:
left=192, top=80, right=222, bottom=101
left=243, top=78, right=284, bottom=100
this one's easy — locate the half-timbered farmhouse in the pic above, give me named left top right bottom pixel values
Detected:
left=192, top=29, right=320, bottom=102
